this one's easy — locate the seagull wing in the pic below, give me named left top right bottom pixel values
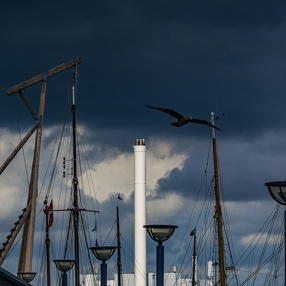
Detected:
left=191, top=118, right=222, bottom=131
left=146, top=105, right=183, bottom=119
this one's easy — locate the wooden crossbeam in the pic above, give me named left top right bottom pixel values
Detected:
left=6, top=57, right=82, bottom=96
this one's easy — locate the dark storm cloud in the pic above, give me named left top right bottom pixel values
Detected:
left=151, top=130, right=286, bottom=202
left=1, top=0, right=286, bottom=138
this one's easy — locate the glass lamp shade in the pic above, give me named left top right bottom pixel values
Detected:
left=89, top=246, right=117, bottom=261
left=17, top=272, right=36, bottom=282
left=53, top=260, right=75, bottom=272
left=265, top=181, right=286, bottom=205
left=144, top=225, right=178, bottom=242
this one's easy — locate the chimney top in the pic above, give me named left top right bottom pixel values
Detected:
left=135, top=139, right=145, bottom=146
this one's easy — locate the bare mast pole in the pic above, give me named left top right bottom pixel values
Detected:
left=211, top=112, right=226, bottom=286
left=71, top=83, right=80, bottom=286
left=44, top=199, right=51, bottom=286
left=191, top=228, right=197, bottom=286
left=116, top=206, right=122, bottom=286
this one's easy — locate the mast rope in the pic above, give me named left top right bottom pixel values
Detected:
left=17, top=124, right=30, bottom=188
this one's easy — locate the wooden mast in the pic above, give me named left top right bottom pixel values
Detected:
left=116, top=206, right=122, bottom=286
left=44, top=199, right=51, bottom=286
left=1, top=58, right=81, bottom=273
left=211, top=112, right=226, bottom=286
left=18, top=79, right=47, bottom=273
left=71, top=84, right=80, bottom=286
left=191, top=228, right=197, bottom=286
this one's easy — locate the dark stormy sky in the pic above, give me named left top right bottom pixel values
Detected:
left=1, top=0, right=286, bottom=284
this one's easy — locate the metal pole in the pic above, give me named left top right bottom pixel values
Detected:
left=101, top=260, right=107, bottom=286
left=62, top=271, right=67, bottom=286
left=157, top=241, right=164, bottom=286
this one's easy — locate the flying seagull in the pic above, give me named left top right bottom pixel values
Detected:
left=146, top=105, right=222, bottom=131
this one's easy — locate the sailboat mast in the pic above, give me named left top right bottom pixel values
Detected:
left=116, top=206, right=122, bottom=286
left=211, top=112, right=226, bottom=286
left=44, top=199, right=51, bottom=286
left=191, top=229, right=197, bottom=286
left=71, top=84, right=80, bottom=286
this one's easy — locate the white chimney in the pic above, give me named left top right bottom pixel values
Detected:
left=134, top=139, right=147, bottom=286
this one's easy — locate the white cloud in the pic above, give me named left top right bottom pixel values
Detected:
left=146, top=138, right=188, bottom=192
left=239, top=233, right=283, bottom=246
left=0, top=128, right=35, bottom=221
left=80, top=137, right=188, bottom=203
left=147, top=193, right=185, bottom=223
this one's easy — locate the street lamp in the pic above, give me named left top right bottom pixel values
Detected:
left=144, top=224, right=178, bottom=286
left=17, top=272, right=36, bottom=283
left=89, top=246, right=117, bottom=286
left=265, top=180, right=286, bottom=285
left=54, top=259, right=75, bottom=286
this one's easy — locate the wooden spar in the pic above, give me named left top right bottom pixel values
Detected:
left=19, top=90, right=37, bottom=118
left=18, top=80, right=47, bottom=273
left=211, top=112, right=226, bottom=286
left=6, top=57, right=82, bottom=96
left=0, top=120, right=39, bottom=175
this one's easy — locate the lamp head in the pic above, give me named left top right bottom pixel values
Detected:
left=53, top=259, right=75, bottom=272
left=144, top=224, right=178, bottom=243
left=17, top=272, right=36, bottom=283
left=265, top=181, right=286, bottom=205
left=89, top=246, right=117, bottom=261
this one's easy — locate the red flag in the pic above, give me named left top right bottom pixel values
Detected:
left=44, top=200, right=54, bottom=227
left=48, top=200, right=53, bottom=227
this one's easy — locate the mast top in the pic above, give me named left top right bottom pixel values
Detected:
left=211, top=112, right=216, bottom=139
left=72, top=86, right=76, bottom=106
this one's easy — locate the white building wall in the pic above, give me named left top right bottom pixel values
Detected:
left=81, top=273, right=191, bottom=286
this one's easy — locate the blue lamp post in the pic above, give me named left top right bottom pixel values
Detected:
left=54, top=259, right=75, bottom=286
left=89, top=246, right=116, bottom=286
left=144, top=225, right=178, bottom=286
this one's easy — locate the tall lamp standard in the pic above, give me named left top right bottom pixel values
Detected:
left=89, top=246, right=117, bottom=286
left=265, top=180, right=286, bottom=285
left=54, top=259, right=75, bottom=286
left=144, top=225, right=178, bottom=286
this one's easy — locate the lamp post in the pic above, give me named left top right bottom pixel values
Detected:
left=17, top=272, right=36, bottom=283
left=54, top=259, right=75, bottom=286
left=89, top=246, right=116, bottom=286
left=265, top=180, right=286, bottom=285
left=144, top=224, right=178, bottom=286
